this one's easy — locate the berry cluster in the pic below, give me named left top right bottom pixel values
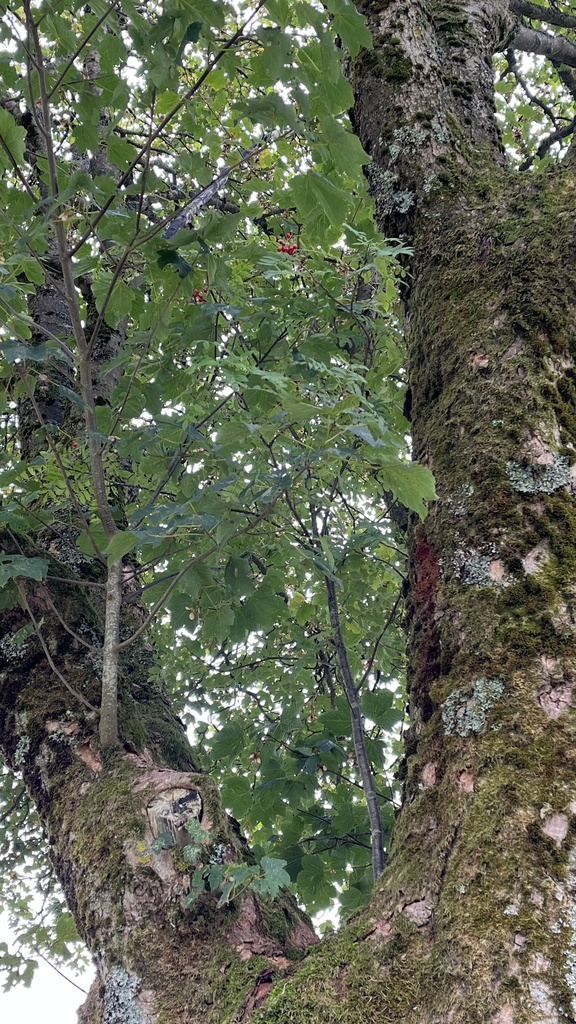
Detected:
left=193, top=287, right=208, bottom=302
left=277, top=232, right=298, bottom=256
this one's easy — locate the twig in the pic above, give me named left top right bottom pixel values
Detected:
left=118, top=469, right=307, bottom=649
left=37, top=954, right=88, bottom=995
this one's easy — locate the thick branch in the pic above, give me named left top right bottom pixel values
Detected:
left=509, top=0, right=576, bottom=31
left=512, top=23, right=576, bottom=67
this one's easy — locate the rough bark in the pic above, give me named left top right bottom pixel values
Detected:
left=3, top=2, right=576, bottom=1022
left=0, top=560, right=316, bottom=1023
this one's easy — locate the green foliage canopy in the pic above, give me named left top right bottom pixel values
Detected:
left=0, top=0, right=434, bottom=989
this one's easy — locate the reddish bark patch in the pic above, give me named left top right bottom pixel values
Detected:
left=538, top=682, right=573, bottom=719
left=458, top=770, right=474, bottom=792
left=76, top=741, right=102, bottom=773
left=286, top=916, right=319, bottom=949
left=411, top=530, right=442, bottom=695
left=421, top=761, right=437, bottom=788
left=413, top=532, right=440, bottom=609
left=238, top=968, right=282, bottom=1022
left=227, top=892, right=290, bottom=962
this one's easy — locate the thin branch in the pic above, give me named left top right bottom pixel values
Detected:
left=36, top=587, right=98, bottom=652
left=47, top=575, right=105, bottom=590
left=25, top=3, right=118, bottom=542
left=69, top=0, right=269, bottom=256
left=36, top=954, right=88, bottom=995
left=15, top=582, right=98, bottom=712
left=519, top=113, right=576, bottom=168
left=0, top=130, right=38, bottom=200
left=324, top=574, right=387, bottom=881
left=359, top=591, right=403, bottom=689
left=555, top=62, right=576, bottom=100
left=0, top=783, right=27, bottom=824
left=117, top=469, right=306, bottom=650
left=505, top=47, right=559, bottom=125
left=0, top=285, right=75, bottom=358
left=99, top=560, right=122, bottom=747
left=131, top=328, right=290, bottom=525
left=47, top=0, right=122, bottom=99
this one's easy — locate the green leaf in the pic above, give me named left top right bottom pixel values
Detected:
left=106, top=134, right=137, bottom=171
left=91, top=275, right=135, bottom=327
left=157, top=248, right=194, bottom=278
left=251, top=856, right=291, bottom=899
left=105, top=531, right=139, bottom=565
left=0, top=107, right=26, bottom=168
left=325, top=0, right=372, bottom=57
left=318, top=117, right=370, bottom=173
left=378, top=462, right=437, bottom=517
left=176, top=22, right=203, bottom=65
left=210, top=721, right=247, bottom=762
left=290, top=171, right=351, bottom=234
left=361, top=689, right=394, bottom=728
left=224, top=556, right=254, bottom=597
left=0, top=556, right=48, bottom=588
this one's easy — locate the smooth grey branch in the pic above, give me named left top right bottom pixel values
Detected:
left=509, top=0, right=576, bottom=31
left=512, top=23, right=576, bottom=67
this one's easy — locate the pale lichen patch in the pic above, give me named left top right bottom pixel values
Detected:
left=103, top=965, right=151, bottom=1024
left=453, top=549, right=512, bottom=587
left=402, top=898, right=433, bottom=927
left=506, top=454, right=572, bottom=494
left=528, top=979, right=559, bottom=1023
left=562, top=846, right=576, bottom=1018
left=441, top=677, right=505, bottom=737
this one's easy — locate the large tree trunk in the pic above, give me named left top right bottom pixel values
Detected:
left=0, top=567, right=317, bottom=1023
left=3, top=2, right=576, bottom=1022
left=255, top=1, right=576, bottom=1020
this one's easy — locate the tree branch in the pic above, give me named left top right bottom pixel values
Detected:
left=324, top=575, right=387, bottom=881
left=15, top=582, right=98, bottom=712
left=99, top=560, right=122, bottom=747
left=512, top=23, right=576, bottom=68
left=509, top=0, right=576, bottom=31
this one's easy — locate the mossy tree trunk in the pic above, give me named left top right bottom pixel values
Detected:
left=3, top=1, right=576, bottom=1022
left=0, top=567, right=318, bottom=1023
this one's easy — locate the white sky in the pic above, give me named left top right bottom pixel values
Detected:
left=0, top=916, right=93, bottom=1023
left=0, top=959, right=90, bottom=1022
